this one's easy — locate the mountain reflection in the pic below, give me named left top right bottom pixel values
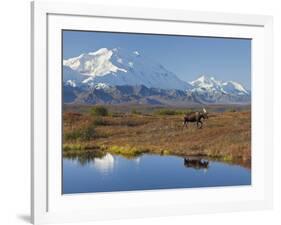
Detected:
left=133, top=157, right=141, bottom=164
left=92, top=153, right=115, bottom=173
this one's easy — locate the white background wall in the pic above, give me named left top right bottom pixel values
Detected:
left=0, top=0, right=280, bottom=224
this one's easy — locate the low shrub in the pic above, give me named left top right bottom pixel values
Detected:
left=154, top=109, right=187, bottom=116
left=131, top=108, right=141, bottom=115
left=121, top=120, right=141, bottom=127
left=63, top=147, right=105, bottom=158
left=161, top=149, right=170, bottom=155
left=81, top=124, right=96, bottom=141
left=92, top=117, right=108, bottom=126
left=64, top=123, right=96, bottom=141
left=63, top=143, right=85, bottom=151
left=110, top=112, right=124, bottom=117
left=63, top=112, right=82, bottom=127
left=63, top=143, right=100, bottom=152
left=64, top=130, right=82, bottom=141
left=90, top=106, right=108, bottom=117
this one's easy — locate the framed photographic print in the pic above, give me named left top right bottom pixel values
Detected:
left=31, top=1, right=273, bottom=224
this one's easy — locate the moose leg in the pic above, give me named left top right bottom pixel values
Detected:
left=183, top=118, right=189, bottom=128
left=197, top=120, right=203, bottom=129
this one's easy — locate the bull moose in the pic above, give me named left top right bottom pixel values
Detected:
left=183, top=108, right=208, bottom=128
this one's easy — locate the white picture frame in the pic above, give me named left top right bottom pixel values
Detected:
left=31, top=1, right=273, bottom=224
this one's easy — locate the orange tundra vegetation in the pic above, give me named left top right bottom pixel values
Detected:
left=63, top=106, right=251, bottom=168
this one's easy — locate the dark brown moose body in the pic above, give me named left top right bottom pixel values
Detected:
left=183, top=108, right=208, bottom=128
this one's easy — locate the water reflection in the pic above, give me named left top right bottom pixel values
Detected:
left=90, top=154, right=141, bottom=172
left=64, top=150, right=106, bottom=166
left=92, top=153, right=114, bottom=173
left=183, top=158, right=209, bottom=170
left=63, top=153, right=251, bottom=194
left=133, top=157, right=141, bottom=164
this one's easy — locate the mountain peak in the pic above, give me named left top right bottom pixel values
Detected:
left=88, top=47, right=110, bottom=56
left=196, top=75, right=218, bottom=82
left=190, top=75, right=221, bottom=88
left=63, top=48, right=127, bottom=77
left=63, top=47, right=192, bottom=90
left=190, top=75, right=249, bottom=100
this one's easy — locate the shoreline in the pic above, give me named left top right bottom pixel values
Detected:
left=62, top=143, right=251, bottom=169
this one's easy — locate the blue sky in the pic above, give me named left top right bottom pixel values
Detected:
left=63, top=30, right=251, bottom=89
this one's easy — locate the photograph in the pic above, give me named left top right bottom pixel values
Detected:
left=62, top=30, right=251, bottom=194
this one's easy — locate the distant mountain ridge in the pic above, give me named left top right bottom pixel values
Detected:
left=63, top=48, right=251, bottom=105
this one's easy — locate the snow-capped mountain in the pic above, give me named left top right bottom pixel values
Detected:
left=190, top=75, right=249, bottom=95
left=189, top=75, right=250, bottom=104
left=63, top=48, right=250, bottom=105
left=63, top=47, right=192, bottom=90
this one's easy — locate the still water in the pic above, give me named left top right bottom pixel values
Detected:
left=63, top=153, right=251, bottom=194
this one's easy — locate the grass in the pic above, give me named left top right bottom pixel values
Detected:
left=103, top=145, right=149, bottom=157
left=63, top=106, right=251, bottom=168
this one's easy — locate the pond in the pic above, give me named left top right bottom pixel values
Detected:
left=63, top=153, right=251, bottom=194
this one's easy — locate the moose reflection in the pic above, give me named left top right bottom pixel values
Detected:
left=184, top=157, right=209, bottom=170
left=183, top=108, right=208, bottom=128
